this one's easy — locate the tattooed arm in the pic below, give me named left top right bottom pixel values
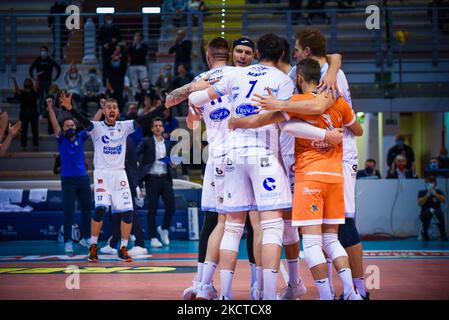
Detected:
left=165, top=76, right=218, bottom=108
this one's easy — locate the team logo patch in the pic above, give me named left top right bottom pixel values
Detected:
left=309, top=204, right=319, bottom=213
left=235, top=104, right=258, bottom=117
left=120, top=181, right=127, bottom=187
left=101, top=135, right=110, bottom=144
left=209, top=108, right=230, bottom=122
left=263, top=177, right=276, bottom=191
left=260, top=157, right=271, bottom=168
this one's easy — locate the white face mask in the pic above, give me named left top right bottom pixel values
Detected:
left=142, top=82, right=150, bottom=90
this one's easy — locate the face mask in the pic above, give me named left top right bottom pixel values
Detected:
left=429, top=162, right=439, bottom=170
left=397, top=163, right=406, bottom=171
left=70, top=72, right=77, bottom=79
left=89, top=73, right=96, bottom=79
left=365, top=167, right=373, bottom=175
left=111, top=60, right=120, bottom=68
left=128, top=112, right=137, bottom=120
left=426, top=183, right=435, bottom=190
left=40, top=51, right=48, bottom=59
left=142, top=82, right=150, bottom=90
left=396, top=140, right=404, bottom=147
left=65, top=128, right=76, bottom=138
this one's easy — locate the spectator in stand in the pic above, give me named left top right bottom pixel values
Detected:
left=104, top=46, right=128, bottom=113
left=165, top=0, right=188, bottom=27
left=135, top=76, right=157, bottom=110
left=288, top=0, right=303, bottom=25
left=437, top=147, right=449, bottom=169
left=161, top=108, right=179, bottom=140
left=168, top=63, right=194, bottom=116
left=155, top=64, right=174, bottom=93
left=128, top=32, right=149, bottom=96
left=386, top=154, right=417, bottom=179
left=10, top=76, right=39, bottom=152
left=64, top=62, right=83, bottom=109
left=307, top=1, right=330, bottom=25
left=418, top=176, right=447, bottom=241
left=188, top=0, right=206, bottom=26
left=123, top=103, right=139, bottom=121
left=169, top=29, right=192, bottom=75
left=46, top=96, right=92, bottom=253
left=48, top=1, right=69, bottom=58
left=29, top=45, right=61, bottom=115
left=98, top=14, right=122, bottom=85
left=81, top=67, right=103, bottom=117
left=0, top=112, right=21, bottom=157
left=387, top=134, right=416, bottom=172
left=357, top=158, right=382, bottom=179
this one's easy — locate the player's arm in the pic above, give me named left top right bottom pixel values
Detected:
left=344, top=107, right=363, bottom=136
left=228, top=111, right=286, bottom=129
left=133, top=106, right=166, bottom=128
left=346, top=119, right=363, bottom=136
left=59, top=91, right=94, bottom=131
left=281, top=119, right=343, bottom=146
left=166, top=76, right=217, bottom=108
left=92, top=98, right=106, bottom=122
left=0, top=121, right=21, bottom=157
left=186, top=102, right=203, bottom=130
left=188, top=86, right=220, bottom=108
left=46, top=97, right=61, bottom=137
left=318, top=53, right=342, bottom=98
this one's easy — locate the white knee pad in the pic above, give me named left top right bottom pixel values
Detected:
left=219, top=222, right=244, bottom=252
left=283, top=220, right=300, bottom=246
left=261, top=218, right=284, bottom=247
left=322, top=233, right=348, bottom=261
left=302, top=234, right=326, bottom=269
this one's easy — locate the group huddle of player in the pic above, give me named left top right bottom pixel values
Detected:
left=165, top=29, right=368, bottom=301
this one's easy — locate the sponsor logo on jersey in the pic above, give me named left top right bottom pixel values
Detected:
left=309, top=204, right=319, bottom=213
left=215, top=166, right=224, bottom=177
left=103, top=144, right=122, bottom=155
left=310, top=139, right=331, bottom=151
left=263, top=177, right=276, bottom=191
left=209, top=108, right=230, bottom=122
left=235, top=104, right=259, bottom=117
left=101, top=135, right=110, bottom=144
left=303, top=187, right=321, bottom=195
left=120, top=180, right=127, bottom=187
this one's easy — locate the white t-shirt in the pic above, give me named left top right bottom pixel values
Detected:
left=213, top=64, right=295, bottom=156
left=194, top=65, right=235, bottom=158
left=88, top=120, right=135, bottom=170
left=150, top=136, right=167, bottom=175
left=289, top=63, right=357, bottom=162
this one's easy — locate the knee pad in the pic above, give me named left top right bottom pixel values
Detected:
left=302, top=234, right=326, bottom=269
left=121, top=211, right=133, bottom=224
left=338, top=218, right=361, bottom=248
left=261, top=218, right=284, bottom=247
left=219, top=222, right=244, bottom=252
left=283, top=220, right=300, bottom=246
left=322, top=233, right=348, bottom=261
left=93, top=206, right=106, bottom=222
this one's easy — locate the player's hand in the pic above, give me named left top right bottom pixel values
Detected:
left=324, top=128, right=343, bottom=146
left=46, top=97, right=53, bottom=110
left=191, top=75, right=218, bottom=92
left=0, top=111, right=9, bottom=130
left=188, top=100, right=202, bottom=118
left=228, top=116, right=238, bottom=130
left=252, top=88, right=282, bottom=111
left=317, top=70, right=340, bottom=99
left=99, top=98, right=106, bottom=109
left=9, top=120, right=22, bottom=137
left=59, top=91, right=73, bottom=110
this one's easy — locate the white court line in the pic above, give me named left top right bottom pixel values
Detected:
left=279, top=260, right=288, bottom=285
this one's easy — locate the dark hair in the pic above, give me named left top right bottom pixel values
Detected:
left=366, top=158, right=377, bottom=165
left=295, top=28, right=327, bottom=57
left=280, top=37, right=291, bottom=64
left=151, top=116, right=163, bottom=127
left=40, top=45, right=49, bottom=51
left=256, top=33, right=284, bottom=62
left=207, top=37, right=229, bottom=60
left=62, top=117, right=75, bottom=126
left=296, top=58, right=321, bottom=84
left=88, top=67, right=97, bottom=74
left=425, top=176, right=436, bottom=184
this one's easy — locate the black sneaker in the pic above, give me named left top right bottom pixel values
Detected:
left=88, top=244, right=98, bottom=262
left=118, top=246, right=133, bottom=262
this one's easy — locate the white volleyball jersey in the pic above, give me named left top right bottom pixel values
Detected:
left=88, top=120, right=135, bottom=170
left=213, top=64, right=295, bottom=156
left=289, top=63, right=357, bottom=162
left=194, top=65, right=235, bottom=158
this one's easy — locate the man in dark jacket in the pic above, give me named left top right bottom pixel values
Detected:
left=98, top=14, right=122, bottom=85
left=29, top=45, right=61, bottom=115
left=137, top=117, right=176, bottom=248
left=387, top=134, right=415, bottom=172
left=169, top=29, right=192, bottom=75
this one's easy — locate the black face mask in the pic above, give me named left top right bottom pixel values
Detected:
left=365, top=167, right=374, bottom=175
left=128, top=112, right=137, bottom=120
left=65, top=128, right=76, bottom=138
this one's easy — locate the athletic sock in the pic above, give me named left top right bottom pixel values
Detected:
left=250, top=263, right=257, bottom=287
left=90, top=236, right=98, bottom=245
left=201, top=261, right=217, bottom=285
left=315, top=278, right=333, bottom=300
left=121, top=239, right=128, bottom=248
left=263, top=269, right=279, bottom=300
left=287, top=258, right=300, bottom=285
left=220, top=269, right=234, bottom=299
left=326, top=258, right=335, bottom=295
left=197, top=262, right=204, bottom=283
left=353, top=277, right=366, bottom=297
left=256, top=266, right=263, bottom=290
left=338, top=267, right=356, bottom=298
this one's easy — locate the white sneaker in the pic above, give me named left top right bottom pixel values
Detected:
left=250, top=282, right=263, bottom=300
left=65, top=241, right=74, bottom=253
left=151, top=238, right=163, bottom=248
left=100, top=245, right=118, bottom=255
left=183, top=281, right=201, bottom=300
left=344, top=290, right=363, bottom=300
left=79, top=238, right=90, bottom=248
left=278, top=280, right=307, bottom=300
left=196, top=283, right=219, bottom=300
left=127, top=246, right=148, bottom=257
left=157, top=226, right=170, bottom=246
